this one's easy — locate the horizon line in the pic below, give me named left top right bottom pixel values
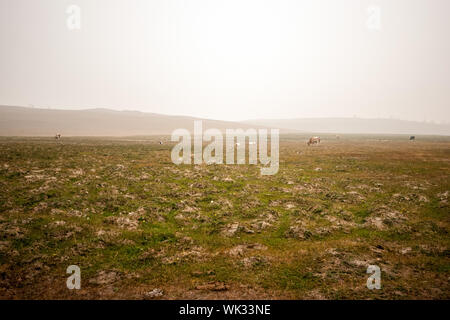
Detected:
left=1, top=104, right=449, bottom=125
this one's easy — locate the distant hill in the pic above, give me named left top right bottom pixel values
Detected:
left=1, top=106, right=448, bottom=136
left=0, top=106, right=271, bottom=136
left=243, top=118, right=450, bottom=136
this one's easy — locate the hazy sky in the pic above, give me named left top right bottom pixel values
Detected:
left=0, top=0, right=449, bottom=122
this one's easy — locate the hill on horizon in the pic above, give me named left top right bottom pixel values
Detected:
left=0, top=105, right=449, bottom=136
left=0, top=105, right=272, bottom=136
left=243, top=117, right=450, bottom=136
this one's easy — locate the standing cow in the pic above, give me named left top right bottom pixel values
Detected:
left=307, top=136, right=321, bottom=146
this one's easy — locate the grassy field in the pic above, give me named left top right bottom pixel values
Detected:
left=0, top=134, right=449, bottom=299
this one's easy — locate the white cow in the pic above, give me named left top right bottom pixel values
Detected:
left=307, top=136, right=320, bottom=146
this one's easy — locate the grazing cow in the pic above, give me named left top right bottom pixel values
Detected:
left=307, top=136, right=321, bottom=146
left=55, top=134, right=61, bottom=140
left=409, top=136, right=415, bottom=141
left=159, top=141, right=163, bottom=145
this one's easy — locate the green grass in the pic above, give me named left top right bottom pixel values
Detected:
left=0, top=135, right=449, bottom=299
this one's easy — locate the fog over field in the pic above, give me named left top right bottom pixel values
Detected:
left=1, top=0, right=450, bottom=124
left=0, top=105, right=265, bottom=136
left=1, top=105, right=449, bottom=136
left=243, top=117, right=450, bottom=136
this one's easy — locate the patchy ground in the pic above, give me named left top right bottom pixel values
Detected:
left=0, top=134, right=449, bottom=299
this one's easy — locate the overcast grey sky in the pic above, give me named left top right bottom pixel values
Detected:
left=0, top=0, right=449, bottom=122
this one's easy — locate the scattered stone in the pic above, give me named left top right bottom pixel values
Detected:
left=145, top=288, right=164, bottom=298
left=350, top=259, right=370, bottom=267
left=161, top=246, right=208, bottom=264
left=437, top=191, right=448, bottom=207
left=67, top=210, right=85, bottom=218
left=50, top=208, right=65, bottom=215
left=251, top=220, right=272, bottom=232
left=242, top=226, right=255, bottom=234
left=49, top=220, right=66, bottom=227
left=69, top=168, right=84, bottom=177
left=182, top=206, right=197, bottom=213
left=285, top=203, right=295, bottom=209
left=139, top=248, right=156, bottom=261
left=228, top=245, right=246, bottom=257
left=285, top=223, right=312, bottom=240
left=241, top=256, right=268, bottom=268
left=401, top=247, right=412, bottom=255
left=437, top=191, right=448, bottom=200
left=221, top=223, right=240, bottom=237
left=364, top=206, right=408, bottom=231
left=111, top=216, right=138, bottom=230
left=226, top=243, right=267, bottom=257
left=89, top=271, right=119, bottom=285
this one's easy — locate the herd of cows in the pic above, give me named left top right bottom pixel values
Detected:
left=54, top=133, right=417, bottom=144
